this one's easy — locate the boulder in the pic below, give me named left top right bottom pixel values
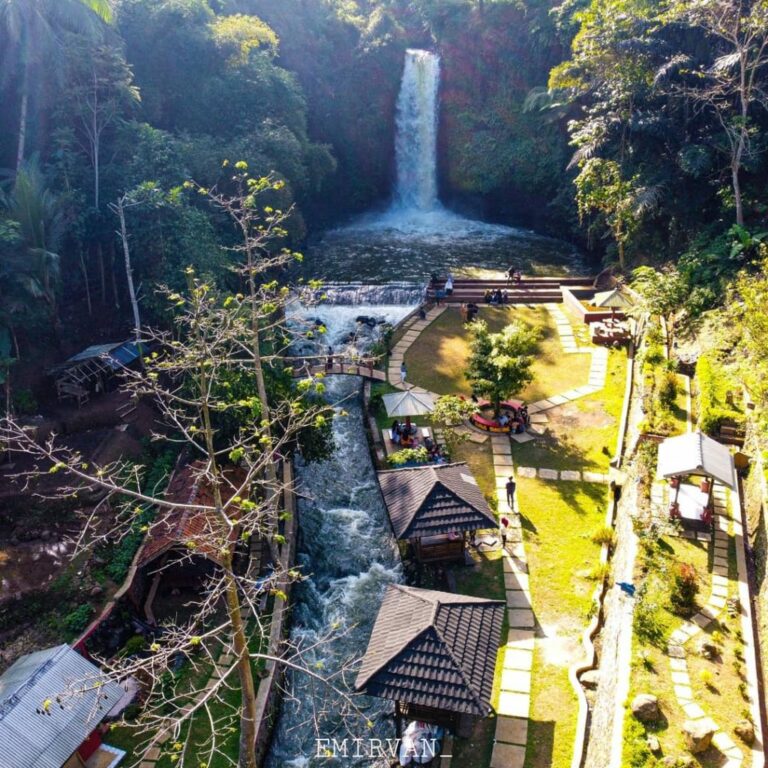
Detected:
left=647, top=735, right=661, bottom=754
left=631, top=694, right=661, bottom=723
left=580, top=669, right=599, bottom=690
left=734, top=720, right=755, bottom=745
left=89, top=585, right=104, bottom=597
left=682, top=719, right=716, bottom=753
left=697, top=639, right=718, bottom=659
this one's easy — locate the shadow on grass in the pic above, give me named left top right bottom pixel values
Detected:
left=523, top=719, right=555, bottom=768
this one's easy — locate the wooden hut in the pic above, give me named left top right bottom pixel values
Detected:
left=355, top=584, right=504, bottom=737
left=377, top=463, right=497, bottom=562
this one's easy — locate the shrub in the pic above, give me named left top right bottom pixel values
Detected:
left=591, top=525, right=616, bottom=547
left=63, top=604, right=93, bottom=635
left=120, top=635, right=147, bottom=658
left=670, top=562, right=699, bottom=615
left=387, top=447, right=429, bottom=467
left=658, top=372, right=678, bottom=410
left=587, top=562, right=610, bottom=581
left=699, top=669, right=715, bottom=688
left=624, top=717, right=653, bottom=768
left=12, top=388, right=37, bottom=415
left=635, top=596, right=666, bottom=647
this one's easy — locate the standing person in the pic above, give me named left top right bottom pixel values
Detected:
left=400, top=361, right=407, bottom=386
left=445, top=273, right=454, bottom=296
left=506, top=475, right=516, bottom=512
left=506, top=266, right=515, bottom=284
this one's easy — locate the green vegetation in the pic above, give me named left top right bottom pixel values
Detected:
left=466, top=318, right=540, bottom=415
left=405, top=307, right=592, bottom=403
left=518, top=479, right=605, bottom=768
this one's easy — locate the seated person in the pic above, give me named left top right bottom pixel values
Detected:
left=391, top=420, right=401, bottom=444
left=484, top=289, right=493, bottom=303
left=403, top=417, right=417, bottom=436
left=498, top=413, right=510, bottom=427
left=401, top=433, right=413, bottom=447
left=424, top=435, right=435, bottom=452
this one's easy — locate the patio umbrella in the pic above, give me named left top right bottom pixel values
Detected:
left=382, top=390, right=436, bottom=417
left=593, top=287, right=635, bottom=310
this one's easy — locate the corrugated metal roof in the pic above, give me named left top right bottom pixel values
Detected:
left=377, top=463, right=497, bottom=539
left=0, top=645, right=123, bottom=768
left=657, top=431, right=736, bottom=489
left=354, top=585, right=504, bottom=717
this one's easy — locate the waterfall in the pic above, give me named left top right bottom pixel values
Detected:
left=298, top=282, right=426, bottom=306
left=394, top=50, right=441, bottom=212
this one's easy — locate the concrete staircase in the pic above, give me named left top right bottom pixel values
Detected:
left=429, top=276, right=595, bottom=304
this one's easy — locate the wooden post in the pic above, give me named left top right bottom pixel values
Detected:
left=395, top=701, right=403, bottom=738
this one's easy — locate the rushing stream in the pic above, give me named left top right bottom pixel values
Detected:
left=266, top=299, right=414, bottom=767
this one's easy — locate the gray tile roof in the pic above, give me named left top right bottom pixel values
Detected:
left=0, top=644, right=124, bottom=768
left=657, top=431, right=736, bottom=489
left=354, top=585, right=504, bottom=717
left=377, top=463, right=497, bottom=539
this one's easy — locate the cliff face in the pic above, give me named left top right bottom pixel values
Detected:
left=249, top=1, right=576, bottom=235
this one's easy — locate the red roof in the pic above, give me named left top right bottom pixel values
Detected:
left=137, top=461, right=246, bottom=568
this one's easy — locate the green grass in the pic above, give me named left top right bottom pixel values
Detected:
left=512, top=349, right=627, bottom=472
left=518, top=479, right=606, bottom=768
left=405, top=306, right=592, bottom=403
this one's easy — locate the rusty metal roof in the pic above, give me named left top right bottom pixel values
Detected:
left=354, top=585, right=504, bottom=717
left=377, top=463, right=497, bottom=539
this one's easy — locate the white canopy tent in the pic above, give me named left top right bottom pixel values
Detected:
left=382, top=390, right=436, bottom=418
left=657, top=431, right=737, bottom=489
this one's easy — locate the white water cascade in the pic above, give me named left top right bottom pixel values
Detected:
left=394, top=50, right=441, bottom=212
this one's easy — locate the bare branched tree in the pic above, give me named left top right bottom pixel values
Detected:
left=0, top=265, right=365, bottom=766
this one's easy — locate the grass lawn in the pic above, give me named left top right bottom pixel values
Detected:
left=623, top=525, right=752, bottom=767
left=518, top=479, right=606, bottom=768
left=512, top=349, right=627, bottom=473
left=404, top=306, right=592, bottom=403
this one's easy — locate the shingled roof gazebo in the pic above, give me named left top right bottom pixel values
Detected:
left=355, top=584, right=504, bottom=737
left=377, top=462, right=497, bottom=562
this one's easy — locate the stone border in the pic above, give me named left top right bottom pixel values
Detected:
left=570, top=491, right=617, bottom=768
left=387, top=305, right=446, bottom=391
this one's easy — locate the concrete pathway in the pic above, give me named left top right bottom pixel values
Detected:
left=515, top=466, right=610, bottom=483
left=490, top=435, right=533, bottom=768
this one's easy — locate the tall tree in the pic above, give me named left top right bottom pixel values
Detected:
left=0, top=0, right=113, bottom=171
left=466, top=320, right=540, bottom=415
left=666, top=0, right=768, bottom=226
left=2, top=162, right=63, bottom=326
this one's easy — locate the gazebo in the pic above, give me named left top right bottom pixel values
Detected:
left=377, top=463, right=498, bottom=562
left=657, top=431, right=737, bottom=527
left=355, top=584, right=504, bottom=737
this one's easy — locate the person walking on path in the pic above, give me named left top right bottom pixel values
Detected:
left=400, top=362, right=407, bottom=386
left=506, top=475, right=516, bottom=511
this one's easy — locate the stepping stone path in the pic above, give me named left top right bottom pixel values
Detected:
left=490, top=434, right=534, bottom=768
left=522, top=305, right=609, bottom=416
left=664, top=484, right=754, bottom=768
left=514, top=467, right=610, bottom=483
left=387, top=306, right=446, bottom=394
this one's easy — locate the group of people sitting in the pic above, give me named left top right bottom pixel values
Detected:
left=390, top=418, right=448, bottom=463
left=459, top=302, right=480, bottom=323
left=484, top=288, right=509, bottom=305
left=499, top=404, right=530, bottom=434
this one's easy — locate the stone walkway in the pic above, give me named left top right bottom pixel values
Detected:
left=490, top=435, right=534, bottom=768
left=387, top=306, right=446, bottom=392
left=666, top=484, right=745, bottom=767
left=516, top=466, right=609, bottom=483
